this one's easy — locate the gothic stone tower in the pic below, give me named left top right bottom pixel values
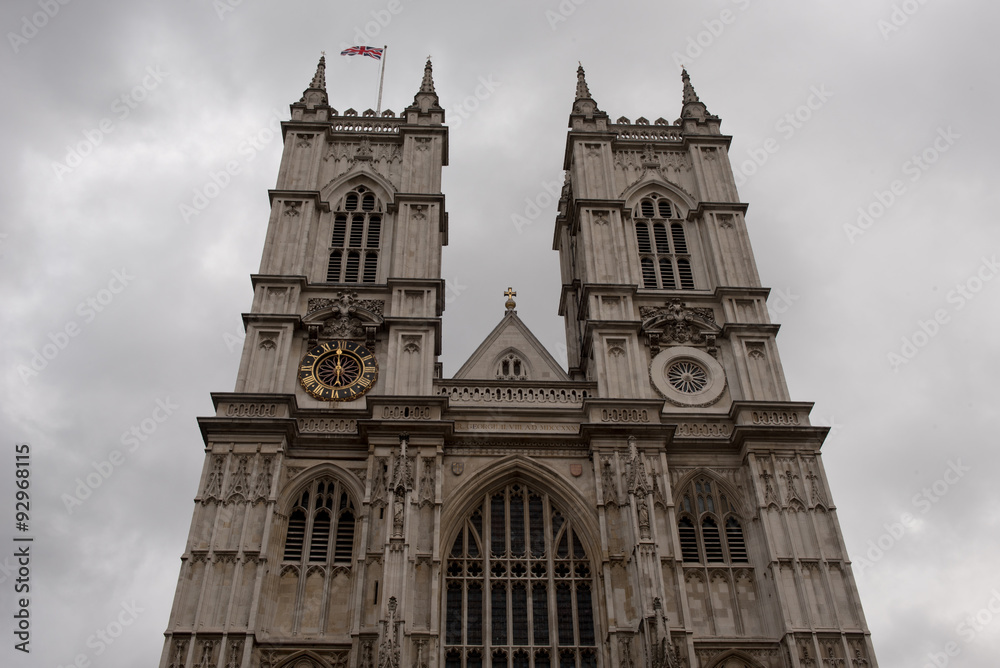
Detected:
left=158, top=59, right=878, bottom=668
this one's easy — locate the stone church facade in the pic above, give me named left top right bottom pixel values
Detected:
left=158, top=56, right=878, bottom=668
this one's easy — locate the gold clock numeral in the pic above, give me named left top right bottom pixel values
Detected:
left=357, top=376, right=372, bottom=388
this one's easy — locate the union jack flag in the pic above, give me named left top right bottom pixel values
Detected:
left=340, top=46, right=384, bottom=60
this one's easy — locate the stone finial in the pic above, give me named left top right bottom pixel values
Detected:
left=504, top=287, right=517, bottom=312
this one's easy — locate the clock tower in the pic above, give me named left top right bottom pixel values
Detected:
left=158, top=58, right=878, bottom=668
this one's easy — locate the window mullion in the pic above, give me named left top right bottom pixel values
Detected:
left=544, top=495, right=557, bottom=657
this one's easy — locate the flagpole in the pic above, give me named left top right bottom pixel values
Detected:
left=375, top=45, right=387, bottom=114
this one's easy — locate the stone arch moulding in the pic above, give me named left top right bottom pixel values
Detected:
left=273, top=649, right=335, bottom=668
left=620, top=178, right=697, bottom=215
left=277, top=462, right=365, bottom=518
left=703, top=648, right=768, bottom=668
left=320, top=171, right=397, bottom=211
left=440, top=454, right=602, bottom=565
left=672, top=467, right=752, bottom=520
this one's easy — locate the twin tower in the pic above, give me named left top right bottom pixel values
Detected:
left=157, top=57, right=878, bottom=668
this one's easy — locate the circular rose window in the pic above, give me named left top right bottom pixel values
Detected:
left=650, top=346, right=727, bottom=407
left=666, top=360, right=708, bottom=393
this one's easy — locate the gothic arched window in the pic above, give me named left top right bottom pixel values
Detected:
left=445, top=483, right=597, bottom=668
left=675, top=476, right=748, bottom=564
left=327, top=186, right=383, bottom=284
left=633, top=194, right=694, bottom=290
left=282, top=477, right=357, bottom=566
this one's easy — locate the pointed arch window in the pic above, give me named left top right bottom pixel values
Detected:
left=282, top=477, right=357, bottom=566
left=633, top=194, right=694, bottom=290
left=675, top=476, right=748, bottom=564
left=327, top=186, right=383, bottom=283
left=496, top=352, right=528, bottom=381
left=445, top=483, right=597, bottom=668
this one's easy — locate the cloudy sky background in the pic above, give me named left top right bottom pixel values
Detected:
left=1, top=1, right=998, bottom=666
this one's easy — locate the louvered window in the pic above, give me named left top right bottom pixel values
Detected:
left=445, top=484, right=597, bottom=668
left=282, top=478, right=356, bottom=566
left=327, top=186, right=383, bottom=283
left=633, top=194, right=694, bottom=290
left=676, top=476, right=749, bottom=565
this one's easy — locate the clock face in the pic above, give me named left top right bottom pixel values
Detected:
left=298, top=340, right=378, bottom=401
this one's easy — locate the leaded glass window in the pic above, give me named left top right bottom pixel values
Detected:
left=445, top=484, right=596, bottom=668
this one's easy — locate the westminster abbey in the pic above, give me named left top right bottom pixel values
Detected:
left=158, top=56, right=878, bottom=668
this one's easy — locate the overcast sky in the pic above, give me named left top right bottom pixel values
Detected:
left=1, top=1, right=998, bottom=667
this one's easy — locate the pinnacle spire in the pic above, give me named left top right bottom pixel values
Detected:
left=310, top=53, right=327, bottom=91
left=571, top=63, right=602, bottom=117
left=679, top=68, right=710, bottom=122
left=420, top=58, right=436, bottom=94
left=296, top=53, right=329, bottom=108
left=575, top=63, right=591, bottom=100
left=681, top=68, right=699, bottom=105
left=409, top=57, right=442, bottom=114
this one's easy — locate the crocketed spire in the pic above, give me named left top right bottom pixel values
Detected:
left=681, top=68, right=700, bottom=105
left=571, top=63, right=601, bottom=117
left=679, top=68, right=710, bottom=121
left=297, top=53, right=329, bottom=108
left=310, top=54, right=327, bottom=90
left=575, top=63, right=591, bottom=100
left=420, top=58, right=435, bottom=93
left=409, top=57, right=442, bottom=113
